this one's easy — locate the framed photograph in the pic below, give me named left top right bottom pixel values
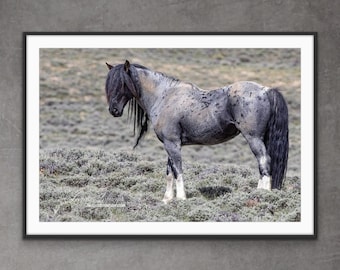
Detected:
left=24, top=33, right=316, bottom=237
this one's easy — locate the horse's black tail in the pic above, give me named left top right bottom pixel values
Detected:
left=265, top=88, right=289, bottom=189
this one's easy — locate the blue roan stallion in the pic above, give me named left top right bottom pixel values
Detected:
left=105, top=60, right=289, bottom=203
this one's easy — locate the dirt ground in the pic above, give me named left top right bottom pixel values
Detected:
left=39, top=48, right=301, bottom=222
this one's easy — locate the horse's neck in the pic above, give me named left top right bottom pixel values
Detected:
left=136, top=69, right=172, bottom=113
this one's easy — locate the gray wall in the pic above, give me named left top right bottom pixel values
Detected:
left=1, top=0, right=339, bottom=269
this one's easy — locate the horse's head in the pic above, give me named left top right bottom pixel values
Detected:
left=105, top=60, right=149, bottom=148
left=105, top=60, right=137, bottom=117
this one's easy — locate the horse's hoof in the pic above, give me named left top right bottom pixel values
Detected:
left=176, top=195, right=187, bottom=201
left=162, top=197, right=173, bottom=204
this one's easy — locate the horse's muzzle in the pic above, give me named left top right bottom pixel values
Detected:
left=109, top=107, right=122, bottom=117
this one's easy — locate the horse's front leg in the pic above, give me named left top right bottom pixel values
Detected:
left=162, top=158, right=174, bottom=204
left=163, top=140, right=186, bottom=202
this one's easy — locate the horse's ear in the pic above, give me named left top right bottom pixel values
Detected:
left=124, top=60, right=130, bottom=72
left=106, top=62, right=113, bottom=70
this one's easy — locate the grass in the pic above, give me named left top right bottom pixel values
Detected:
left=39, top=48, right=301, bottom=222
left=40, top=148, right=300, bottom=222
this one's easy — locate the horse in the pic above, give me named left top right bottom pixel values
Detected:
left=105, top=60, right=289, bottom=204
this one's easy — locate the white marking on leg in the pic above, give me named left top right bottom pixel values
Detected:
left=258, top=175, right=272, bottom=190
left=257, top=178, right=264, bottom=189
left=257, top=156, right=271, bottom=190
left=162, top=174, right=174, bottom=204
left=175, top=174, right=186, bottom=200
left=259, top=156, right=267, bottom=167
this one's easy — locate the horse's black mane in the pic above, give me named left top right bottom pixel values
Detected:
left=106, top=63, right=149, bottom=148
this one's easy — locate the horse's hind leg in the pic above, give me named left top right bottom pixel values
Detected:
left=244, top=135, right=272, bottom=190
